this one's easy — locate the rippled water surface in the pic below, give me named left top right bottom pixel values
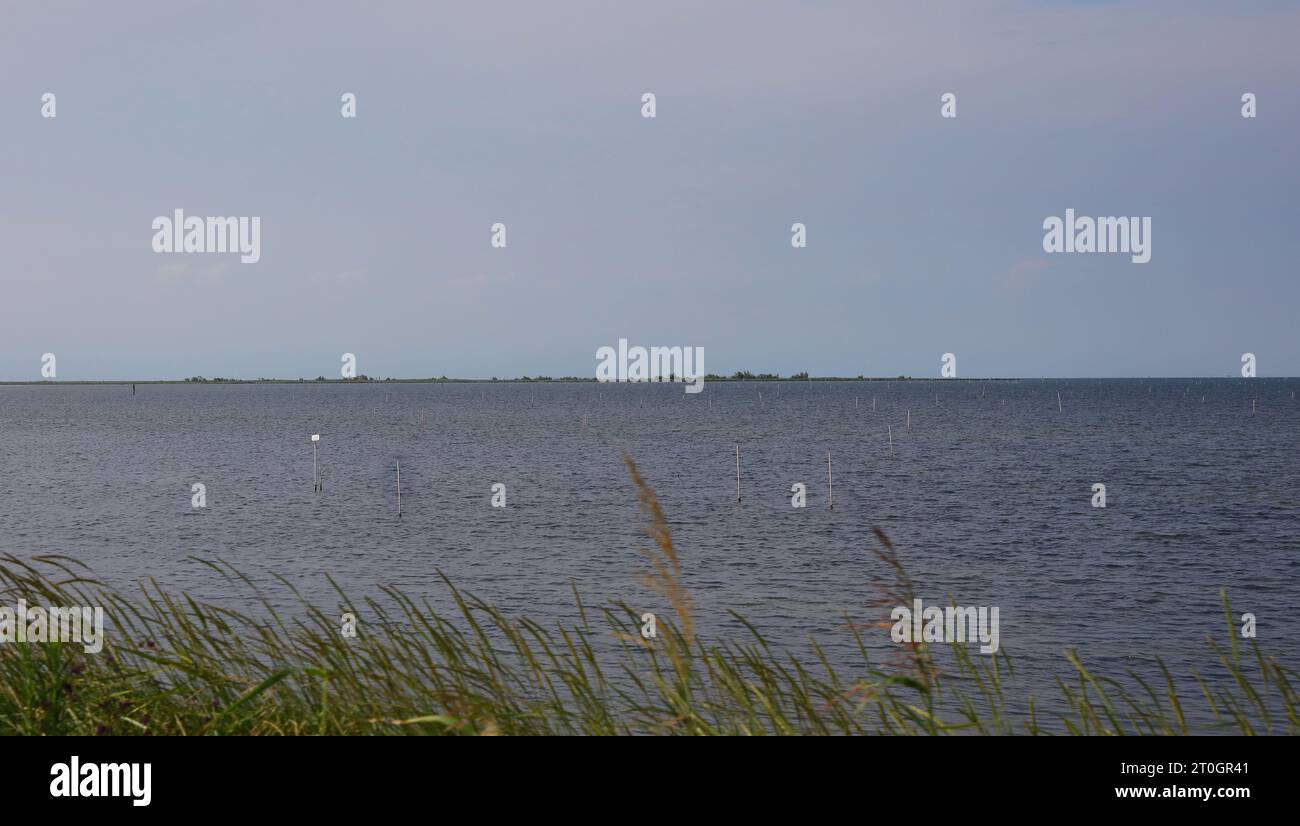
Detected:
left=2, top=379, right=1297, bottom=730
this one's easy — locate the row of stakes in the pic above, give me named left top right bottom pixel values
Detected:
left=313, top=387, right=1285, bottom=516
left=310, top=416, right=901, bottom=517
left=376, top=386, right=1278, bottom=410
left=310, top=436, right=832, bottom=516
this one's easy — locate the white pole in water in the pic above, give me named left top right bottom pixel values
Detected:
left=888, top=425, right=894, bottom=455
left=1253, top=398, right=1257, bottom=416
left=827, top=452, right=833, bottom=510
left=906, top=409, right=911, bottom=432
left=311, top=434, right=321, bottom=492
left=735, top=445, right=741, bottom=502
left=856, top=396, right=859, bottom=409
left=397, top=460, right=402, bottom=517
left=1057, top=392, right=1063, bottom=413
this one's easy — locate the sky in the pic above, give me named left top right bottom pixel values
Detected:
left=1, top=1, right=1297, bottom=380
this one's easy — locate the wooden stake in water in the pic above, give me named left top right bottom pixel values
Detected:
left=1057, top=391, right=1063, bottom=413
left=827, top=452, right=833, bottom=510
left=906, top=409, right=911, bottom=432
left=396, top=460, right=402, bottom=517
left=311, top=434, right=321, bottom=492
left=888, top=425, right=894, bottom=455
left=873, top=396, right=876, bottom=411
left=1253, top=398, right=1257, bottom=416
left=735, top=445, right=741, bottom=502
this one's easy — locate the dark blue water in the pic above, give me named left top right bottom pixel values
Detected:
left=2, top=378, right=1297, bottom=730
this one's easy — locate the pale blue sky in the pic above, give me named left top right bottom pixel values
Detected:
left=1, top=1, right=1297, bottom=379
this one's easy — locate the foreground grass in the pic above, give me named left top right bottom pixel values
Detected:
left=1, top=457, right=1295, bottom=735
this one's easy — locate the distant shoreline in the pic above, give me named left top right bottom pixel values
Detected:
left=0, top=376, right=1017, bottom=385
left=1, top=377, right=1287, bottom=386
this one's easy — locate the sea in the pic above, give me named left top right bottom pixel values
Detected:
left=1, top=378, right=1296, bottom=731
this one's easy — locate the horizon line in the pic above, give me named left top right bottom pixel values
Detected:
left=1, top=376, right=1293, bottom=386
